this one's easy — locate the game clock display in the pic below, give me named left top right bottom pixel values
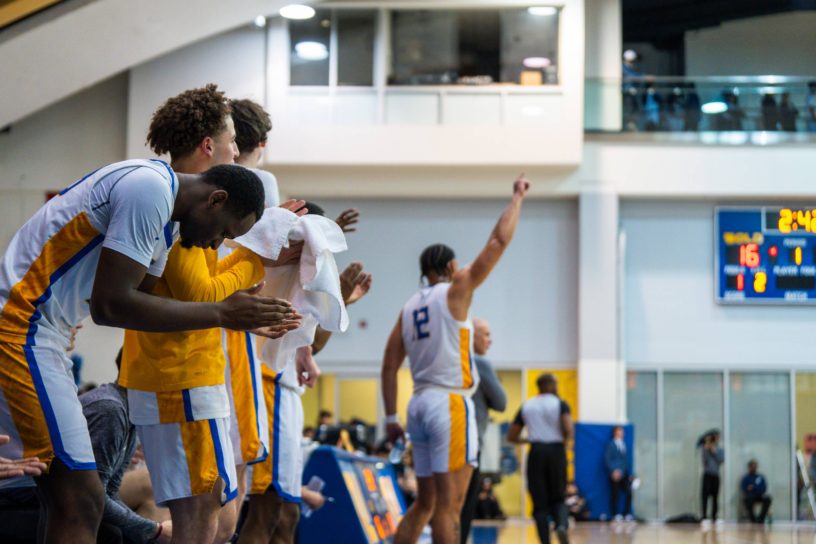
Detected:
left=716, top=207, right=816, bottom=303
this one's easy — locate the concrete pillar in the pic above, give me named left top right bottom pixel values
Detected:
left=578, top=189, right=624, bottom=422
left=584, top=0, right=622, bottom=131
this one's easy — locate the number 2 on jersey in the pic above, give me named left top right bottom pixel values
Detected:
left=413, top=306, right=430, bottom=340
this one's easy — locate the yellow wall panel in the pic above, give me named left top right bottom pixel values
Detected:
left=339, top=378, right=378, bottom=424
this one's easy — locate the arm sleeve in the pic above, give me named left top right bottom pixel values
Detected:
left=604, top=443, right=614, bottom=471
left=102, top=168, right=173, bottom=268
left=476, top=360, right=507, bottom=413
left=513, top=408, right=524, bottom=426
left=162, top=245, right=264, bottom=303
left=560, top=400, right=571, bottom=415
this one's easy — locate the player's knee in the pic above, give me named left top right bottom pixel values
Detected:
left=279, top=502, right=300, bottom=530
left=414, top=492, right=436, bottom=516
left=215, top=502, right=239, bottom=543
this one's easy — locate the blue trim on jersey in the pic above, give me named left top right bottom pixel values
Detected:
left=58, top=168, right=101, bottom=196
left=182, top=390, right=194, bottom=422
left=25, top=235, right=105, bottom=346
left=149, top=159, right=177, bottom=249
left=209, top=419, right=238, bottom=504
left=243, top=332, right=269, bottom=465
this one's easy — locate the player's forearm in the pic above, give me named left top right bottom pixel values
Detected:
left=312, top=327, right=332, bottom=355
left=491, top=194, right=524, bottom=248
left=381, top=364, right=399, bottom=416
left=91, top=290, right=223, bottom=332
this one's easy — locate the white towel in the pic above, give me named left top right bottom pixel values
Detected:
left=232, top=206, right=299, bottom=260
left=257, top=214, right=349, bottom=372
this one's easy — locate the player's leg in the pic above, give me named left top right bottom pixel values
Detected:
left=35, top=460, right=104, bottom=543
left=395, top=475, right=436, bottom=544
left=166, top=489, right=222, bottom=544
left=238, top=487, right=285, bottom=543
left=214, top=485, right=240, bottom=543
left=270, top=501, right=300, bottom=544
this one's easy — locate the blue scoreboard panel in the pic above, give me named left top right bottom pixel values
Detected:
left=716, top=207, right=816, bottom=303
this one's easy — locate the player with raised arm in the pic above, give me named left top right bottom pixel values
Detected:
left=382, top=175, right=529, bottom=544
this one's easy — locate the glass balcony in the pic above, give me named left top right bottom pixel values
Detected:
left=586, top=76, right=816, bottom=143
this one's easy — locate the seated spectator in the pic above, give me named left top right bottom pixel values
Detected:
left=741, top=459, right=772, bottom=524
left=779, top=92, right=799, bottom=131
left=565, top=481, right=589, bottom=522
left=475, top=477, right=505, bottom=520
left=605, top=425, right=633, bottom=521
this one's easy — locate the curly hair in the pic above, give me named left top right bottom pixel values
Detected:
left=230, top=99, right=272, bottom=155
left=146, top=84, right=231, bottom=159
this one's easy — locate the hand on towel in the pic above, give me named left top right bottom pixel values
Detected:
left=220, top=283, right=301, bottom=332
left=280, top=199, right=309, bottom=217
left=340, top=262, right=373, bottom=305
left=335, top=208, right=360, bottom=233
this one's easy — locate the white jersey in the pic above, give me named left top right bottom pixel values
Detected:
left=0, top=159, right=178, bottom=348
left=401, top=282, right=479, bottom=394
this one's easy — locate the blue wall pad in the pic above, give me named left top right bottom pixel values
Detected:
left=574, top=422, right=635, bottom=520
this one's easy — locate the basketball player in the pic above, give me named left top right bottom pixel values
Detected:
left=0, top=156, right=290, bottom=542
left=382, top=175, right=529, bottom=544
left=119, top=86, right=302, bottom=544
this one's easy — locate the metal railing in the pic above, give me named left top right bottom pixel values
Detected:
left=586, top=76, right=816, bottom=136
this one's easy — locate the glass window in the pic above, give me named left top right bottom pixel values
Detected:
left=626, top=371, right=658, bottom=519
left=390, top=8, right=559, bottom=86
left=729, top=373, right=791, bottom=520
left=337, top=10, right=376, bottom=86
left=662, top=372, right=723, bottom=520
left=289, top=9, right=331, bottom=86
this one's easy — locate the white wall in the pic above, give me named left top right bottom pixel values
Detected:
left=0, top=73, right=128, bottom=249
left=623, top=200, right=816, bottom=368
left=127, top=27, right=267, bottom=158
left=310, top=198, right=579, bottom=369
left=686, top=12, right=816, bottom=76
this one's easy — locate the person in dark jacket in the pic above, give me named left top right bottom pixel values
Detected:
left=605, top=425, right=633, bottom=521
left=700, top=430, right=724, bottom=527
left=741, top=460, right=772, bottom=523
left=779, top=92, right=799, bottom=131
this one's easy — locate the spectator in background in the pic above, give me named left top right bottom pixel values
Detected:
left=741, top=460, right=772, bottom=524
left=460, top=318, right=507, bottom=544
left=761, top=94, right=779, bottom=131
left=474, top=478, right=504, bottom=520
left=318, top=410, right=334, bottom=428
left=641, top=83, right=662, bottom=131
left=605, top=425, right=633, bottom=522
left=622, top=49, right=643, bottom=131
left=700, top=430, right=724, bottom=529
left=565, top=482, right=589, bottom=522
left=779, top=92, right=799, bottom=131
left=806, top=81, right=816, bottom=132
left=684, top=83, right=702, bottom=131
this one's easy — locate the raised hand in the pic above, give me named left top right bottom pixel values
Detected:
left=220, top=283, right=300, bottom=331
left=340, top=262, right=373, bottom=305
left=335, top=209, right=360, bottom=233
left=513, top=173, right=530, bottom=198
left=280, top=199, right=309, bottom=217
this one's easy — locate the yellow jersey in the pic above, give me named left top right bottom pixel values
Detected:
left=119, top=244, right=263, bottom=392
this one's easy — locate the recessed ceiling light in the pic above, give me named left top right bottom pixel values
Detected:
left=528, top=6, right=558, bottom=16
left=253, top=15, right=267, bottom=28
left=280, top=4, right=315, bottom=20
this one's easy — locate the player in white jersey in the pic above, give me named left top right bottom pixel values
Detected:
left=382, top=175, right=529, bottom=544
left=0, top=159, right=295, bottom=542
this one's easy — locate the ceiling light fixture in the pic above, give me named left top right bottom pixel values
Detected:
left=528, top=6, right=558, bottom=16
left=280, top=4, right=315, bottom=20
left=295, top=41, right=329, bottom=61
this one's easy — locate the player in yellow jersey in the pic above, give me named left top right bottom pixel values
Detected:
left=119, top=86, right=302, bottom=544
left=382, top=176, right=529, bottom=544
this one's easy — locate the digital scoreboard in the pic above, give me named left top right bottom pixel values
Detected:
left=716, top=207, right=816, bottom=303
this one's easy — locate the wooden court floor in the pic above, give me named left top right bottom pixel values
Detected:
left=470, top=520, right=816, bottom=544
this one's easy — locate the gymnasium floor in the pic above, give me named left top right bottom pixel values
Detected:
left=470, top=520, right=816, bottom=543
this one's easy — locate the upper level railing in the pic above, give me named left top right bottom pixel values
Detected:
left=586, top=76, right=816, bottom=139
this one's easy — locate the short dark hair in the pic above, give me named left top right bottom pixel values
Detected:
left=201, top=165, right=265, bottom=220
left=537, top=373, right=557, bottom=392
left=147, top=84, right=231, bottom=159
left=230, top=99, right=273, bottom=155
left=419, top=243, right=455, bottom=279
left=302, top=201, right=326, bottom=217
left=319, top=410, right=333, bottom=419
